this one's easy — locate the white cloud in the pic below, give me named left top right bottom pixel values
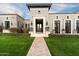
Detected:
left=50, top=4, right=78, bottom=13
left=0, top=3, right=22, bottom=16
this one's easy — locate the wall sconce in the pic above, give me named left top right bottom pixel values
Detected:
left=38, top=10, right=40, bottom=14
left=46, top=21, right=48, bottom=26
left=11, top=22, right=13, bottom=25
left=1, top=22, right=3, bottom=25
left=31, top=22, right=33, bottom=26
left=6, top=17, right=8, bottom=20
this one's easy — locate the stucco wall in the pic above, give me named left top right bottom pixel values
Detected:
left=0, top=15, right=17, bottom=28
left=17, top=15, right=24, bottom=29
left=30, top=7, right=49, bottom=24
left=29, top=7, right=49, bottom=33
left=0, top=14, right=25, bottom=29
left=48, top=13, right=79, bottom=34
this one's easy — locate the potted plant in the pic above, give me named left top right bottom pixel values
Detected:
left=73, top=29, right=77, bottom=34
left=62, top=28, right=65, bottom=34
left=52, top=29, right=55, bottom=34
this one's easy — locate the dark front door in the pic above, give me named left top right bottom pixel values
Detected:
left=36, top=19, right=43, bottom=32
left=5, top=21, right=10, bottom=29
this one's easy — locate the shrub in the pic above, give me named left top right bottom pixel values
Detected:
left=0, top=26, right=3, bottom=32
left=17, top=28, right=23, bottom=33
left=9, top=28, right=28, bottom=33
left=9, top=28, right=18, bottom=33
left=22, top=28, right=28, bottom=33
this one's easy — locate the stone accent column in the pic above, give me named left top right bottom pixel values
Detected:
left=71, top=19, right=73, bottom=34
left=43, top=17, right=45, bottom=34
left=52, top=20, right=55, bottom=34
left=60, top=19, right=62, bottom=34
left=74, top=19, right=77, bottom=34
left=33, top=17, right=35, bottom=34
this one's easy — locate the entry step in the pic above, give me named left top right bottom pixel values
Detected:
left=30, top=33, right=49, bottom=37
left=3, top=30, right=11, bottom=33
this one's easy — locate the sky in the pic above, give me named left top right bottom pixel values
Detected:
left=0, top=3, right=79, bottom=20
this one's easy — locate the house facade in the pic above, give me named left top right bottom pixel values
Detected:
left=0, top=14, right=25, bottom=33
left=1, top=3, right=79, bottom=37
left=27, top=3, right=79, bottom=37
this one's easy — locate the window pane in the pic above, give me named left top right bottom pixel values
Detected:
left=76, top=20, right=79, bottom=33
left=65, top=20, right=71, bottom=33
left=78, top=16, right=79, bottom=19
left=55, top=20, right=60, bottom=33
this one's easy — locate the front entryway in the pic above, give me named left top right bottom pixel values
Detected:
left=36, top=19, right=43, bottom=33
left=2, top=21, right=11, bottom=33
left=4, top=21, right=10, bottom=29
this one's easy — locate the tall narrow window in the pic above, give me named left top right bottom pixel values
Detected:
left=55, top=20, right=60, bottom=33
left=76, top=20, right=79, bottom=33
left=67, top=16, right=69, bottom=19
left=25, top=24, right=27, bottom=28
left=65, top=20, right=71, bottom=33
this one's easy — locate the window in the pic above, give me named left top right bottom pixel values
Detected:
left=55, top=20, right=60, bottom=33
left=76, top=20, right=79, bottom=33
left=67, top=16, right=69, bottom=19
left=56, top=16, right=58, bottom=19
left=78, top=16, right=79, bottom=19
left=38, top=10, right=40, bottom=14
left=28, top=24, right=30, bottom=30
left=46, top=21, right=48, bottom=25
left=65, top=20, right=71, bottom=33
left=25, top=24, right=27, bottom=28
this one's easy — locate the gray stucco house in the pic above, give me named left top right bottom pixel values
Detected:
left=0, top=14, right=28, bottom=33
left=1, top=3, right=79, bottom=37
left=27, top=3, right=79, bottom=37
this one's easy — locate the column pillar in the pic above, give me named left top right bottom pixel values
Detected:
left=43, top=17, right=45, bottom=34
left=33, top=18, right=35, bottom=34
left=71, top=19, right=73, bottom=34
left=60, top=19, right=62, bottom=34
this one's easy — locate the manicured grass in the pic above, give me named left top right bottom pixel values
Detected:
left=0, top=33, right=34, bottom=56
left=45, top=35, right=79, bottom=56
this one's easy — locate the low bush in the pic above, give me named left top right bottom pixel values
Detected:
left=17, top=28, right=23, bottom=33
left=22, top=28, right=28, bottom=33
left=9, top=28, right=29, bottom=33
left=0, top=26, right=3, bottom=32
left=9, top=28, right=18, bottom=33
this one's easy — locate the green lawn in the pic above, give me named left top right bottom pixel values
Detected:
left=0, top=33, right=34, bottom=56
left=45, top=35, right=79, bottom=56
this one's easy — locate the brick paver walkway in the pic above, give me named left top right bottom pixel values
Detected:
left=27, top=37, right=51, bottom=56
